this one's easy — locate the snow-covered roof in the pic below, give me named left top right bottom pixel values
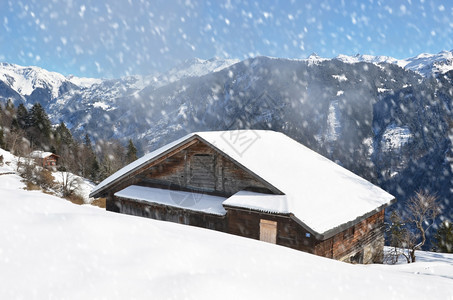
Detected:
left=114, top=185, right=226, bottom=216
left=29, top=151, right=56, bottom=159
left=196, top=131, right=395, bottom=236
left=91, top=130, right=395, bottom=237
left=91, top=133, right=194, bottom=196
left=223, top=191, right=289, bottom=214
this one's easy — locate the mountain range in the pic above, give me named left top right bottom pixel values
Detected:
left=1, top=51, right=453, bottom=229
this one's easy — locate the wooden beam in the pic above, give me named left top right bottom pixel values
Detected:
left=125, top=139, right=199, bottom=181
left=95, top=138, right=199, bottom=197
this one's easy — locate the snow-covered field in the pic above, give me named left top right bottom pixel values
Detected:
left=0, top=148, right=95, bottom=204
left=0, top=154, right=453, bottom=299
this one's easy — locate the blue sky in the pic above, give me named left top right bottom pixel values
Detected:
left=1, top=0, right=452, bottom=78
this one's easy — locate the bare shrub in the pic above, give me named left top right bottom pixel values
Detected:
left=386, top=190, right=440, bottom=263
left=91, top=198, right=106, bottom=209
left=65, top=193, right=85, bottom=205
left=406, top=190, right=440, bottom=262
left=35, top=168, right=56, bottom=190
left=24, top=181, right=41, bottom=191
left=60, top=171, right=81, bottom=198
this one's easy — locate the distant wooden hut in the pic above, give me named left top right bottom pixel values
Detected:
left=90, top=130, right=395, bottom=264
left=30, top=151, right=59, bottom=168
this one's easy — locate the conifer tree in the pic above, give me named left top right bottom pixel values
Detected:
left=126, top=139, right=138, bottom=163
left=29, top=103, right=52, bottom=149
left=0, top=128, right=4, bottom=149
left=54, top=122, right=74, bottom=153
left=77, top=133, right=100, bottom=180
left=5, top=99, right=15, bottom=117
left=0, top=105, right=4, bottom=148
left=84, top=133, right=93, bottom=149
left=16, top=103, right=30, bottom=129
left=97, top=139, right=127, bottom=180
left=3, top=99, right=16, bottom=129
left=30, top=103, right=51, bottom=134
left=434, top=221, right=453, bottom=253
left=52, top=122, right=76, bottom=173
left=89, top=157, right=100, bottom=183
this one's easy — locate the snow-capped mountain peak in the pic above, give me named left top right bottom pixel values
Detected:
left=159, top=57, right=240, bottom=84
left=0, top=62, right=68, bottom=99
left=306, top=53, right=327, bottom=65
left=66, top=75, right=102, bottom=89
left=334, top=50, right=453, bottom=77
left=334, top=53, right=403, bottom=67
left=400, top=49, right=453, bottom=77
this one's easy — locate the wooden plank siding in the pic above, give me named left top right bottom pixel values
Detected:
left=226, top=207, right=386, bottom=263
left=226, top=208, right=318, bottom=253
left=33, top=154, right=59, bottom=168
left=102, top=139, right=200, bottom=203
left=314, top=210, right=385, bottom=264
left=115, top=196, right=226, bottom=232
left=42, top=155, right=58, bottom=167
left=136, top=141, right=278, bottom=197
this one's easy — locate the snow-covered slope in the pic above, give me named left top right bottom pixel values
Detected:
left=0, top=165, right=453, bottom=298
left=66, top=75, right=102, bottom=88
left=401, top=50, right=453, bottom=77
left=0, top=62, right=70, bottom=99
left=380, top=123, right=413, bottom=152
left=0, top=148, right=95, bottom=203
left=334, top=50, right=453, bottom=77
left=306, top=53, right=328, bottom=66
left=335, top=53, right=404, bottom=67
left=168, top=57, right=239, bottom=78
left=150, top=57, right=240, bottom=88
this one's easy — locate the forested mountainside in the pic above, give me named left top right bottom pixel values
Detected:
left=1, top=52, right=453, bottom=224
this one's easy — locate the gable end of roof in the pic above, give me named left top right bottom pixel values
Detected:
left=89, top=134, right=199, bottom=198
left=89, top=133, right=284, bottom=198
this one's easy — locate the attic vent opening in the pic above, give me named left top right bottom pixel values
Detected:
left=189, top=154, right=215, bottom=191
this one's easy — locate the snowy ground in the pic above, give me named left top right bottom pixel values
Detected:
left=51, top=171, right=95, bottom=203
left=0, top=148, right=95, bottom=203
left=1, top=154, right=453, bottom=299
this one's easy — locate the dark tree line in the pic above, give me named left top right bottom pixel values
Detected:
left=0, top=99, right=139, bottom=183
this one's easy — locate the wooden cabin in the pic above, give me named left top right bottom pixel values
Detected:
left=90, top=130, right=396, bottom=264
left=30, top=151, right=59, bottom=168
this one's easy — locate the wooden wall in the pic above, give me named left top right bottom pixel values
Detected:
left=104, top=138, right=280, bottom=233
left=115, top=196, right=226, bottom=232
left=226, top=207, right=386, bottom=264
left=226, top=208, right=318, bottom=254
left=34, top=155, right=58, bottom=168
left=136, top=141, right=280, bottom=197
left=314, top=210, right=385, bottom=264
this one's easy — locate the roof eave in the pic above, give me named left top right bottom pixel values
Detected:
left=223, top=204, right=292, bottom=217
left=89, top=135, right=199, bottom=198
left=298, top=197, right=397, bottom=241
left=115, top=193, right=227, bottom=217
left=289, top=214, right=324, bottom=240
